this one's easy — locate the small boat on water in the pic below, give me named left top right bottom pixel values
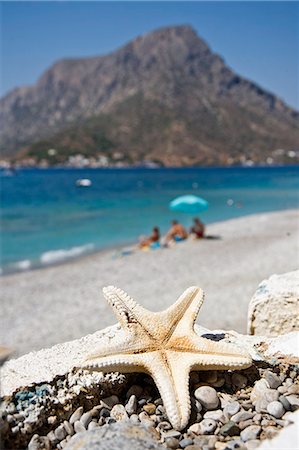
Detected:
left=76, top=178, right=92, bottom=187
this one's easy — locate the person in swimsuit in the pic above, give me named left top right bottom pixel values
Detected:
left=190, top=217, right=205, bottom=239
left=164, top=220, right=188, bottom=245
left=139, top=227, right=160, bottom=249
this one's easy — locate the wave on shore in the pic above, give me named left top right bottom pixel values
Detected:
left=1, top=243, right=95, bottom=275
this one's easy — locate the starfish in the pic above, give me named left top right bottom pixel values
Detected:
left=83, top=286, right=252, bottom=430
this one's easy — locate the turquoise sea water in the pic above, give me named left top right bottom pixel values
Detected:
left=1, top=166, right=298, bottom=274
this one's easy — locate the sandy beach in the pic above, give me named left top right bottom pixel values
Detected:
left=1, top=208, right=298, bottom=357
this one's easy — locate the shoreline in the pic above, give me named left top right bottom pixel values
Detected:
left=1, top=206, right=298, bottom=277
left=1, top=208, right=298, bottom=357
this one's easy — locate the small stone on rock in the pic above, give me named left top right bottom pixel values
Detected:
left=224, top=401, right=240, bottom=418
left=267, top=401, right=285, bottom=418
left=80, top=412, right=93, bottom=428
left=231, top=411, right=254, bottom=423
left=110, top=404, right=129, bottom=422
left=165, top=437, right=180, bottom=449
left=69, top=407, right=84, bottom=425
left=264, top=371, right=282, bottom=389
left=232, top=373, right=247, bottom=389
left=101, top=395, right=119, bottom=409
left=240, top=425, right=261, bottom=442
left=219, top=420, right=240, bottom=437
left=194, top=386, right=219, bottom=410
left=28, top=434, right=51, bottom=450
left=143, top=403, right=156, bottom=415
left=199, top=418, right=217, bottom=434
left=74, top=420, right=86, bottom=434
left=126, top=385, right=143, bottom=398
left=179, top=438, right=194, bottom=448
left=125, top=395, right=138, bottom=415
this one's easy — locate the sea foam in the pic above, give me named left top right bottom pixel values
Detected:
left=40, top=244, right=94, bottom=265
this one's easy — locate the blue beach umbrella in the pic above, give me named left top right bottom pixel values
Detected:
left=169, top=195, right=209, bottom=214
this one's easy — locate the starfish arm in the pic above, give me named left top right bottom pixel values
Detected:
left=186, top=335, right=252, bottom=370
left=82, top=352, right=147, bottom=374
left=102, top=286, right=152, bottom=332
left=141, top=351, right=193, bottom=430
left=161, top=287, right=204, bottom=338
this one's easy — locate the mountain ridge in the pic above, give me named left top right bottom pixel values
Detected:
left=1, top=25, right=298, bottom=166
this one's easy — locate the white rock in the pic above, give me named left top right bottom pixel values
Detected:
left=194, top=386, right=219, bottom=410
left=247, top=270, right=299, bottom=336
left=267, top=401, right=285, bottom=418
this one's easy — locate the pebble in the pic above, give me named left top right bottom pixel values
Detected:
left=286, top=384, right=299, bottom=395
left=126, top=385, right=143, bottom=398
left=90, top=406, right=101, bottom=418
left=255, top=390, right=280, bottom=413
left=106, top=417, right=116, bottom=425
left=202, top=371, right=218, bottom=383
left=47, top=415, right=57, bottom=426
left=203, top=409, right=226, bottom=422
left=156, top=405, right=166, bottom=415
left=110, top=404, right=129, bottom=422
left=28, top=434, right=51, bottom=450
left=240, top=425, right=261, bottom=442
left=238, top=419, right=255, bottom=430
left=165, top=437, right=180, bottom=449
left=88, top=421, right=99, bottom=430
left=80, top=411, right=93, bottom=428
left=277, top=385, right=288, bottom=394
left=250, top=379, right=269, bottom=403
left=99, top=408, right=110, bottom=418
left=253, top=413, right=261, bottom=422
left=143, top=403, right=156, bottom=415
left=69, top=406, right=84, bottom=424
left=47, top=431, right=58, bottom=444
left=232, top=373, right=247, bottom=389
left=188, top=423, right=201, bottom=434
left=54, top=424, right=67, bottom=441
left=6, top=414, right=14, bottom=424
left=63, top=421, right=74, bottom=436
left=180, top=438, right=194, bottom=448
left=101, top=395, right=119, bottom=409
left=212, top=378, right=226, bottom=388
left=139, top=411, right=149, bottom=421
left=157, top=420, right=172, bottom=431
left=285, top=394, right=299, bottom=410
left=231, top=411, right=254, bottom=423
left=199, top=418, right=217, bottom=434
left=163, top=429, right=182, bottom=439
left=74, top=420, right=86, bottom=433
left=224, top=402, right=240, bottom=418
left=219, top=420, right=240, bottom=437
left=125, top=395, right=138, bottom=415
left=267, top=401, right=285, bottom=418
left=264, top=371, right=282, bottom=389
left=242, top=402, right=253, bottom=411
left=194, top=386, right=219, bottom=410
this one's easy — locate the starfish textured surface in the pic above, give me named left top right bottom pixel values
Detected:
left=83, top=286, right=252, bottom=430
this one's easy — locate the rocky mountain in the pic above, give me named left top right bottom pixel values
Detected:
left=1, top=25, right=298, bottom=166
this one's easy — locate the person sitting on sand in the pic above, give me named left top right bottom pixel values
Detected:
left=164, top=220, right=188, bottom=245
left=190, top=217, right=205, bottom=239
left=139, top=227, right=160, bottom=249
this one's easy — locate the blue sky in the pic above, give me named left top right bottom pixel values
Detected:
left=1, top=1, right=298, bottom=109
